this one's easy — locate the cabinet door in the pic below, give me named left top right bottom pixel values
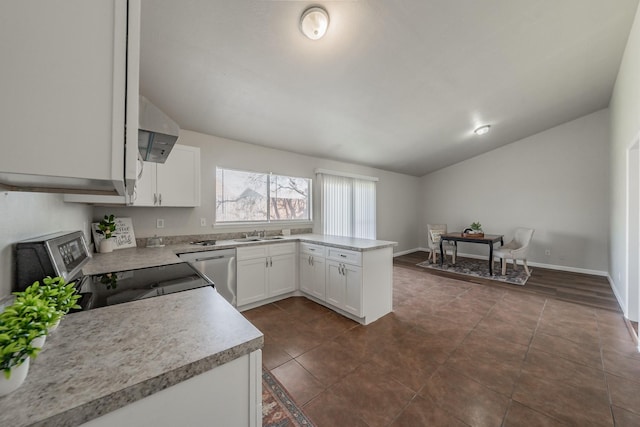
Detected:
left=0, top=0, right=132, bottom=193
left=133, top=162, right=157, bottom=206
left=237, top=258, right=267, bottom=306
left=343, top=264, right=363, bottom=316
left=325, top=261, right=345, bottom=309
left=310, top=256, right=326, bottom=300
left=299, top=254, right=314, bottom=295
left=156, top=145, right=201, bottom=207
left=268, top=253, right=296, bottom=297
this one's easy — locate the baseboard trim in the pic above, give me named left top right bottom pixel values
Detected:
left=608, top=274, right=628, bottom=317
left=393, top=248, right=422, bottom=257
left=397, top=248, right=608, bottom=277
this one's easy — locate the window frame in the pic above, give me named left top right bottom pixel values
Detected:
left=215, top=166, right=313, bottom=226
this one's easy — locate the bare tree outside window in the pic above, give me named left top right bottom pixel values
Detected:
left=216, top=168, right=311, bottom=223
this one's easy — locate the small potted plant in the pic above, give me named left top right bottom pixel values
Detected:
left=4, top=293, right=57, bottom=350
left=0, top=295, right=50, bottom=396
left=470, top=222, right=483, bottom=233
left=0, top=321, right=38, bottom=396
left=463, top=222, right=484, bottom=237
left=41, top=276, right=81, bottom=330
left=96, top=214, right=116, bottom=253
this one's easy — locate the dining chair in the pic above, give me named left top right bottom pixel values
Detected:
left=427, top=224, right=457, bottom=263
left=493, top=228, right=535, bottom=275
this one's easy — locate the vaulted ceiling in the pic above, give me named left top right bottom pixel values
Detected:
left=140, top=0, right=639, bottom=176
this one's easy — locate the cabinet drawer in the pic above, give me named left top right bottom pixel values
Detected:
left=236, top=245, right=268, bottom=261
left=300, top=243, right=326, bottom=257
left=268, top=242, right=297, bottom=257
left=326, top=247, right=362, bottom=266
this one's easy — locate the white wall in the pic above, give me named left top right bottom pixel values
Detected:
left=419, top=109, right=610, bottom=274
left=0, top=192, right=92, bottom=298
left=94, top=130, right=421, bottom=254
left=610, top=3, right=640, bottom=320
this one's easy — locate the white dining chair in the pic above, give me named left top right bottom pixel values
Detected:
left=493, top=228, right=535, bottom=275
left=427, top=224, right=457, bottom=263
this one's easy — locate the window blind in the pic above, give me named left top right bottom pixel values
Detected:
left=320, top=173, right=376, bottom=239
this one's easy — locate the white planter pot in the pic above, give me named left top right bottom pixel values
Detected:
left=49, top=318, right=61, bottom=332
left=99, top=239, right=114, bottom=253
left=0, top=357, right=30, bottom=397
left=31, top=335, right=46, bottom=350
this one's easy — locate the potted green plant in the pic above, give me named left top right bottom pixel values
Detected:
left=470, top=222, right=483, bottom=233
left=4, top=293, right=57, bottom=349
left=19, top=277, right=81, bottom=331
left=97, top=214, right=116, bottom=253
left=0, top=321, right=37, bottom=395
left=0, top=294, right=51, bottom=396
left=42, top=276, right=81, bottom=330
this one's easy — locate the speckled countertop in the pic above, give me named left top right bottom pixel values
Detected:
left=0, top=287, right=263, bottom=427
left=83, top=234, right=397, bottom=276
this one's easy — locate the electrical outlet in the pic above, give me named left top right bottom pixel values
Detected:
left=544, top=249, right=551, bottom=256
left=156, top=219, right=164, bottom=228
left=200, top=218, right=207, bottom=227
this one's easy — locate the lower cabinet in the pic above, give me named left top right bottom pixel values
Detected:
left=326, top=260, right=363, bottom=317
left=81, top=350, right=262, bottom=427
left=237, top=243, right=296, bottom=307
left=238, top=240, right=393, bottom=324
left=299, top=243, right=326, bottom=300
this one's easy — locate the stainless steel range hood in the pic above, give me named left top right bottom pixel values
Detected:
left=138, top=96, right=180, bottom=163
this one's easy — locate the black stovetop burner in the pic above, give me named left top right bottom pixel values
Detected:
left=190, top=240, right=217, bottom=246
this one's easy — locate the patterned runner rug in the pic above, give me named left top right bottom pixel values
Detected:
left=263, top=369, right=315, bottom=427
left=416, top=257, right=531, bottom=285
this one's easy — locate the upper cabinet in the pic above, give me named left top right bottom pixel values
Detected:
left=0, top=0, right=140, bottom=196
left=134, top=145, right=201, bottom=207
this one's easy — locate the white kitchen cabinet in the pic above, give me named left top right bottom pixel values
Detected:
left=0, top=0, right=140, bottom=195
left=299, top=243, right=326, bottom=300
left=236, top=257, right=269, bottom=306
left=326, top=259, right=363, bottom=317
left=81, top=350, right=262, bottom=427
left=133, top=144, right=201, bottom=207
left=237, top=243, right=296, bottom=308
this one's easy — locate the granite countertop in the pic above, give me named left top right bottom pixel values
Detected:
left=0, top=287, right=263, bottom=427
left=83, top=234, right=397, bottom=276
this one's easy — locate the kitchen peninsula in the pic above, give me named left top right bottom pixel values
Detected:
left=84, top=234, right=397, bottom=325
left=0, top=287, right=263, bottom=427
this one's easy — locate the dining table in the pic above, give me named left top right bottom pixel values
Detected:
left=439, top=233, right=504, bottom=275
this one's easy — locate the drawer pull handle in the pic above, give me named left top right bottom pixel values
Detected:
left=340, top=254, right=347, bottom=258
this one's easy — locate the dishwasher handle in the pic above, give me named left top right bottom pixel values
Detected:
left=192, top=255, right=227, bottom=262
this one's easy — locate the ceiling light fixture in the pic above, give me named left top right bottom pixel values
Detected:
left=300, top=6, right=329, bottom=40
left=474, top=125, right=491, bottom=136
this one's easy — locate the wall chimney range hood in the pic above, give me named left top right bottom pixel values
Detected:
left=138, top=95, right=180, bottom=163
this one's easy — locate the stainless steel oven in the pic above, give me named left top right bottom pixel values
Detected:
left=15, top=231, right=212, bottom=311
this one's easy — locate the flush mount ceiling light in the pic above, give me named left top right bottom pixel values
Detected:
left=474, top=125, right=491, bottom=136
left=300, top=6, right=329, bottom=40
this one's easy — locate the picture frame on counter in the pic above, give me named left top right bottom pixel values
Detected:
left=91, top=217, right=137, bottom=250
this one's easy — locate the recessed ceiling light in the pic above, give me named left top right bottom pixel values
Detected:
left=300, top=6, right=329, bottom=40
left=474, top=125, right=491, bottom=136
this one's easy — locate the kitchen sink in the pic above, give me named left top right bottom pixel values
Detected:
left=233, top=236, right=285, bottom=242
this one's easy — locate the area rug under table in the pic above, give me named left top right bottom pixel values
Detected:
left=263, top=369, right=315, bottom=427
left=416, top=257, right=531, bottom=285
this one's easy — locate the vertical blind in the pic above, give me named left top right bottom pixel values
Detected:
left=319, top=172, right=376, bottom=239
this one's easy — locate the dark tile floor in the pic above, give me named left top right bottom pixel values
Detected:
left=243, top=265, right=640, bottom=426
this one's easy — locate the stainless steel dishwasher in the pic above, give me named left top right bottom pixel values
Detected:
left=179, top=249, right=237, bottom=307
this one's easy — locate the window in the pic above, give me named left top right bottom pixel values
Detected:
left=318, top=170, right=377, bottom=239
left=216, top=168, right=311, bottom=223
